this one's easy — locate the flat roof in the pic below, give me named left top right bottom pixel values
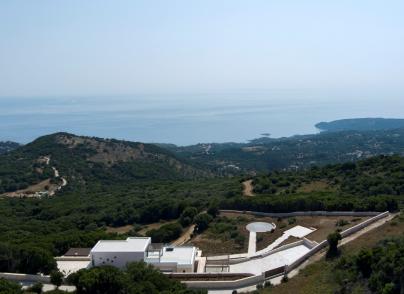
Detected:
left=160, top=246, right=196, bottom=265
left=91, top=237, right=151, bottom=253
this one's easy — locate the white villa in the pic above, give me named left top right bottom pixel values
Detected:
left=91, top=237, right=197, bottom=273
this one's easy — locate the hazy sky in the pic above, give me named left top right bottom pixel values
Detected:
left=0, top=0, right=403, bottom=97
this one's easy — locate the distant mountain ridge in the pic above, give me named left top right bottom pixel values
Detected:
left=316, top=118, right=404, bottom=132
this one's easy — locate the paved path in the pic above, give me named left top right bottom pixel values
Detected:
left=247, top=232, right=256, bottom=256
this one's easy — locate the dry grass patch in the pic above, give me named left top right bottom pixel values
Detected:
left=297, top=180, right=334, bottom=193
left=106, top=224, right=133, bottom=234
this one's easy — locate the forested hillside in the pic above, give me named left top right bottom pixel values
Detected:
left=166, top=128, right=404, bottom=173
left=252, top=155, right=404, bottom=197
left=316, top=118, right=404, bottom=132
left=0, top=132, right=210, bottom=194
left=220, top=155, right=403, bottom=213
left=0, top=141, right=20, bottom=154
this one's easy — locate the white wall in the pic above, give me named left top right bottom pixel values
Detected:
left=91, top=251, right=145, bottom=269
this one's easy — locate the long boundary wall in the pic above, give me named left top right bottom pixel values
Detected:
left=220, top=210, right=382, bottom=218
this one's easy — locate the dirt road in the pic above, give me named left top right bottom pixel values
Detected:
left=171, top=225, right=195, bottom=246
left=242, top=180, right=254, bottom=196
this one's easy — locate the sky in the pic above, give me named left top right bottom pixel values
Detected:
left=0, top=0, right=403, bottom=98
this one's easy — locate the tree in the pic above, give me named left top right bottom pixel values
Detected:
left=207, top=202, right=219, bottom=218
left=17, top=246, right=56, bottom=274
left=327, top=231, right=342, bottom=258
left=146, top=223, right=182, bottom=243
left=194, top=213, right=213, bottom=233
left=27, top=282, right=43, bottom=294
left=50, top=270, right=64, bottom=289
left=70, top=266, right=127, bottom=294
left=0, top=278, right=22, bottom=293
left=179, top=207, right=198, bottom=227
left=355, top=249, right=373, bottom=278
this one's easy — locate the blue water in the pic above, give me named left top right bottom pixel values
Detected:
left=1, top=93, right=403, bottom=145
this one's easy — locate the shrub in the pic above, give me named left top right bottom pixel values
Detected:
left=194, top=213, right=213, bottom=233
left=27, top=282, right=43, bottom=294
left=326, top=231, right=342, bottom=258
left=264, top=280, right=272, bottom=288
left=50, top=270, right=64, bottom=288
left=336, top=219, right=349, bottom=227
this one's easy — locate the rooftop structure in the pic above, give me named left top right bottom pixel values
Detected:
left=146, top=246, right=197, bottom=272
left=63, top=248, right=91, bottom=257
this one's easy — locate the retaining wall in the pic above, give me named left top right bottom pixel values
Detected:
left=183, top=273, right=265, bottom=290
left=0, top=272, right=50, bottom=283
left=340, top=211, right=389, bottom=238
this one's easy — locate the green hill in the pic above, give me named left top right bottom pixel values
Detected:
left=0, top=132, right=210, bottom=194
left=166, top=129, right=404, bottom=173
left=220, top=155, right=403, bottom=213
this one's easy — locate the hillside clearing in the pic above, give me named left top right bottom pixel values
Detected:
left=242, top=180, right=254, bottom=196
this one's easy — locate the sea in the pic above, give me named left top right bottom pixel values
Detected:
left=1, top=92, right=403, bottom=145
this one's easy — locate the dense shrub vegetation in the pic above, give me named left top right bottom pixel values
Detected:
left=146, top=222, right=183, bottom=243
left=335, top=236, right=404, bottom=293
left=253, top=155, right=404, bottom=197
left=221, top=192, right=398, bottom=213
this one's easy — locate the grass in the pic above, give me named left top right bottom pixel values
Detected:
left=261, top=213, right=404, bottom=294
left=296, top=180, right=334, bottom=193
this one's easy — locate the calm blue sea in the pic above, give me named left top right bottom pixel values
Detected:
left=1, top=93, right=403, bottom=145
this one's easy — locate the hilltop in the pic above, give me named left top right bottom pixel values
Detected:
left=0, top=132, right=209, bottom=195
